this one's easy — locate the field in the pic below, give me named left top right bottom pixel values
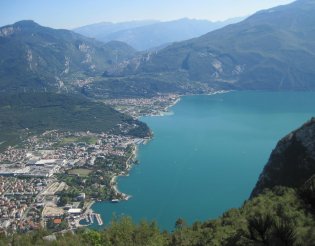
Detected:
left=68, top=168, right=93, bottom=177
left=59, top=136, right=98, bottom=146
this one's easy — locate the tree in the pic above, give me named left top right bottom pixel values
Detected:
left=272, top=219, right=296, bottom=246
left=247, top=213, right=274, bottom=245
left=175, top=218, right=187, bottom=230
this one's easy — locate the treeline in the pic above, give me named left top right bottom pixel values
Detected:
left=3, top=180, right=315, bottom=246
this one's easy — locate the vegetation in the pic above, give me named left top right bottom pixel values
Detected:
left=1, top=1, right=315, bottom=244
left=67, top=168, right=93, bottom=177
left=56, top=189, right=81, bottom=206
left=2, top=184, right=315, bottom=245
left=57, top=136, right=98, bottom=146
left=56, top=172, right=110, bottom=201
left=2, top=119, right=315, bottom=245
left=0, top=92, right=150, bottom=149
left=56, top=145, right=136, bottom=201
left=46, top=218, right=68, bottom=233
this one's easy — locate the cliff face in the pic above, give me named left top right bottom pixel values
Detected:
left=251, top=117, right=315, bottom=197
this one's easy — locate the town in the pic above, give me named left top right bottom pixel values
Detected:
left=0, top=129, right=149, bottom=233
left=103, top=94, right=180, bottom=118
left=0, top=94, right=180, bottom=234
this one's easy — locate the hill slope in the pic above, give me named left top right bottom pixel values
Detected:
left=106, top=0, right=315, bottom=91
left=0, top=20, right=136, bottom=93
left=0, top=93, right=150, bottom=148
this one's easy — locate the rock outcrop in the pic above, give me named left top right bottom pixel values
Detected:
left=251, top=117, right=315, bottom=197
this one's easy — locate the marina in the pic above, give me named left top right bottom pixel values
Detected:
left=79, top=212, right=103, bottom=227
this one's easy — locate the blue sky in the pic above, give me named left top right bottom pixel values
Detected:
left=0, top=0, right=295, bottom=29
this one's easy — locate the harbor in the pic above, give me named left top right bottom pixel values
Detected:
left=78, top=212, right=103, bottom=227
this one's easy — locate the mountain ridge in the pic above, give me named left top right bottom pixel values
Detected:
left=74, top=18, right=244, bottom=51
left=0, top=20, right=136, bottom=93
left=103, top=0, right=315, bottom=91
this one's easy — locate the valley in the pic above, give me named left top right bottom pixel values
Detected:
left=1, top=0, right=315, bottom=245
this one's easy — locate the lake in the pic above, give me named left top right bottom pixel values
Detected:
left=91, top=91, right=315, bottom=230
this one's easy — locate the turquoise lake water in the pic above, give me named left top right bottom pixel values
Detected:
left=91, top=91, right=315, bottom=231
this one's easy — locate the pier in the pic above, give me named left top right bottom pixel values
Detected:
left=89, top=213, right=94, bottom=224
left=94, top=213, right=103, bottom=226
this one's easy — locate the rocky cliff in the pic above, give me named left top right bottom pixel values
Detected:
left=251, top=117, right=315, bottom=197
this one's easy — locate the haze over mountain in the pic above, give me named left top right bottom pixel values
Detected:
left=1, top=0, right=315, bottom=98
left=103, top=0, right=315, bottom=93
left=0, top=20, right=136, bottom=93
left=73, top=20, right=158, bottom=43
left=74, top=18, right=244, bottom=51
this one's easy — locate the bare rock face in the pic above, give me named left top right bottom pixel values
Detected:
left=251, top=118, right=315, bottom=197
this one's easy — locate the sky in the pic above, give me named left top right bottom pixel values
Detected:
left=0, top=0, right=295, bottom=29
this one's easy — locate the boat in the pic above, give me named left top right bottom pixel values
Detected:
left=110, top=199, right=119, bottom=203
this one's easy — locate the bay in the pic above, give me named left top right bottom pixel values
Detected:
left=91, top=91, right=315, bottom=231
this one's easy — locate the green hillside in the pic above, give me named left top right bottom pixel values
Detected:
left=0, top=93, right=150, bottom=148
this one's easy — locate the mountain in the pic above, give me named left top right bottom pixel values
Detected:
left=105, top=0, right=315, bottom=91
left=0, top=92, right=150, bottom=149
left=74, top=18, right=244, bottom=51
left=0, top=20, right=136, bottom=93
left=251, top=117, right=315, bottom=197
left=73, top=20, right=159, bottom=42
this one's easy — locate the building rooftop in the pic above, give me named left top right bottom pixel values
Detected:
left=68, top=208, right=82, bottom=214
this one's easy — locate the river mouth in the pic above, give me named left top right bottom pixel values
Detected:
left=91, top=91, right=315, bottom=231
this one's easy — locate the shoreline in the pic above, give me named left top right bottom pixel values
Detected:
left=105, top=94, right=184, bottom=200
left=88, top=90, right=229, bottom=223
left=111, top=145, right=137, bottom=200
left=180, top=89, right=231, bottom=97
left=147, top=90, right=230, bottom=117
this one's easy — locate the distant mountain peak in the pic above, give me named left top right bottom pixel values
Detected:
left=0, top=20, right=42, bottom=37
left=13, top=20, right=40, bottom=28
left=106, top=0, right=315, bottom=90
left=74, top=17, right=243, bottom=50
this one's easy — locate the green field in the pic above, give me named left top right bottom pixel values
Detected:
left=58, top=136, right=98, bottom=146
left=68, top=168, right=93, bottom=177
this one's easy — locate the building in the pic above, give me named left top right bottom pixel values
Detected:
left=68, top=208, right=82, bottom=215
